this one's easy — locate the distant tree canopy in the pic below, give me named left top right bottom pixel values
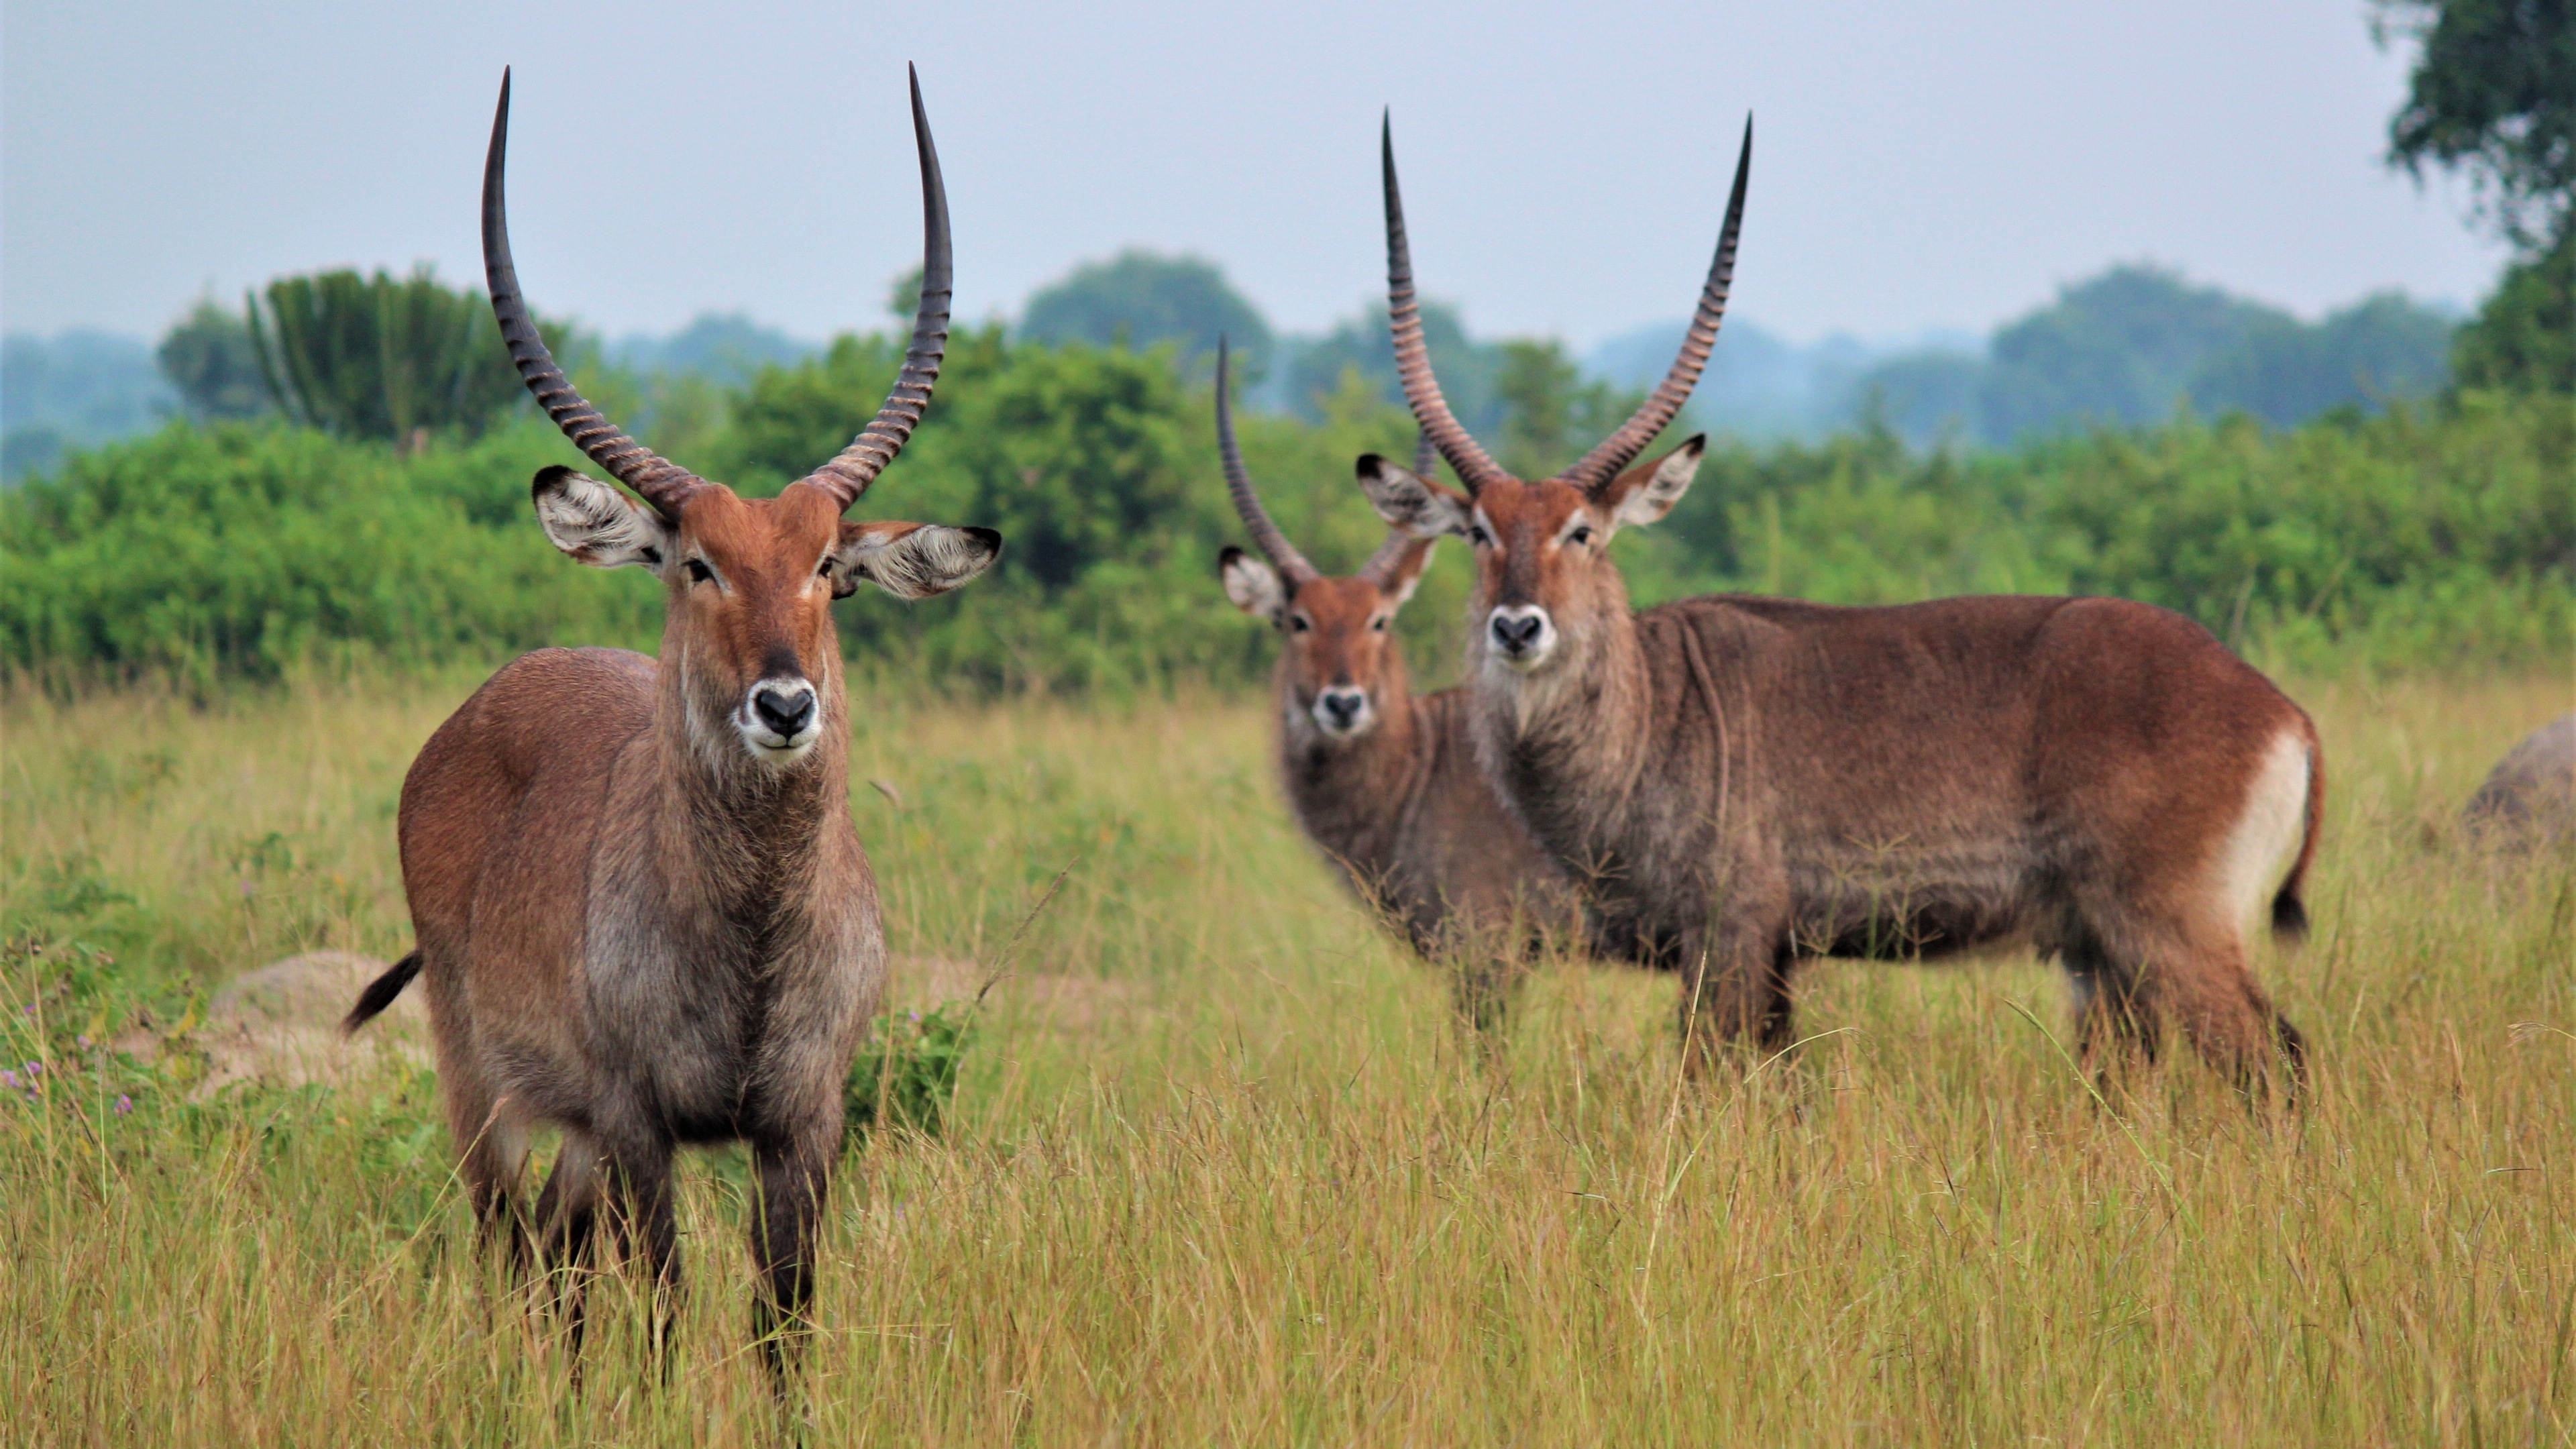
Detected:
left=1275, top=299, right=1509, bottom=436
left=1849, top=267, right=2459, bottom=445
left=244, top=267, right=575, bottom=447
left=1019, top=251, right=1273, bottom=385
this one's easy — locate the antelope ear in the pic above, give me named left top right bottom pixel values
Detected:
left=1600, top=436, right=1706, bottom=531
left=532, top=466, right=671, bottom=570
left=1381, top=536, right=1437, bottom=607
left=1218, top=546, right=1288, bottom=623
left=829, top=521, right=1003, bottom=600
left=1356, top=453, right=1472, bottom=539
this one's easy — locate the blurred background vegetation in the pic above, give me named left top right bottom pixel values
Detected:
left=2, top=0, right=2566, bottom=694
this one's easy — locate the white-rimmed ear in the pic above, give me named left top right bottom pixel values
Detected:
left=1601, top=435, right=1706, bottom=531
left=531, top=465, right=671, bottom=569
left=1356, top=453, right=1473, bottom=539
left=1381, top=536, right=1436, bottom=607
left=829, top=521, right=1003, bottom=600
left=1218, top=546, right=1289, bottom=623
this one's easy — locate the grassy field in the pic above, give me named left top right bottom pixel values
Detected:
left=3, top=667, right=2569, bottom=1445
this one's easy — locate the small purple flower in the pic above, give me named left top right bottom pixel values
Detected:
left=22, top=1061, right=39, bottom=1076
left=76, top=1034, right=91, bottom=1049
left=114, top=1095, right=132, bottom=1116
left=240, top=881, right=256, bottom=898
left=1, top=1071, right=17, bottom=1090
left=908, top=1010, right=922, bottom=1024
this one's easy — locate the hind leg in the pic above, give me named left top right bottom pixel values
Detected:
left=2062, top=933, right=2161, bottom=1077
left=533, top=1131, right=602, bottom=1348
left=2083, top=908, right=2301, bottom=1101
left=436, top=1044, right=533, bottom=1272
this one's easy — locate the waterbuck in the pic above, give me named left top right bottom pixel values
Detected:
left=341, top=68, right=1001, bottom=1366
left=1212, top=343, right=1579, bottom=1028
left=1356, top=115, right=2321, bottom=1090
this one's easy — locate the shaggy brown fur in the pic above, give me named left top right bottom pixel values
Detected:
left=348, top=479, right=998, bottom=1368
left=1360, top=447, right=2322, bottom=1092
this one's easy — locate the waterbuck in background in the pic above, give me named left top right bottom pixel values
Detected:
left=341, top=68, right=1002, bottom=1369
left=1358, top=114, right=2322, bottom=1092
left=1212, top=342, right=1580, bottom=1030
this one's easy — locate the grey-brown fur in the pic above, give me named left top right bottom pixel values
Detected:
left=1264, top=633, right=1585, bottom=1028
left=339, top=64, right=998, bottom=1375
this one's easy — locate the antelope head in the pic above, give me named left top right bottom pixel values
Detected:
left=1212, top=340, right=1436, bottom=742
left=484, top=68, right=1000, bottom=769
left=1356, top=113, right=1747, bottom=683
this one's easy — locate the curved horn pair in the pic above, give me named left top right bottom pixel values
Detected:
left=1381, top=112, right=1752, bottom=496
left=482, top=66, right=951, bottom=521
left=1217, top=337, right=1430, bottom=590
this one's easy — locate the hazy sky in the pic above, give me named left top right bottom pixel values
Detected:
left=2, top=0, right=2506, bottom=350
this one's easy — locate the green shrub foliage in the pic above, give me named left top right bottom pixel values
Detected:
left=3, top=327, right=2566, bottom=693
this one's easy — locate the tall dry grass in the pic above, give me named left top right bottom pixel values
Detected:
left=1, top=669, right=2568, bottom=1444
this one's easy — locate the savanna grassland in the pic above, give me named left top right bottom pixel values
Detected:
left=2, top=666, right=2569, bottom=1446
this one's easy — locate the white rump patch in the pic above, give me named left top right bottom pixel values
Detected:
left=2213, top=731, right=2310, bottom=934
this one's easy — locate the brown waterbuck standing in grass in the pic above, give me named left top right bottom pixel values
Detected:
left=340, top=67, right=1001, bottom=1371
left=1212, top=342, right=1581, bottom=1030
left=1356, top=113, right=2322, bottom=1092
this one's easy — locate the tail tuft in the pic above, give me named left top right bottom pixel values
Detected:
left=2270, top=891, right=2310, bottom=943
left=342, top=951, right=423, bottom=1035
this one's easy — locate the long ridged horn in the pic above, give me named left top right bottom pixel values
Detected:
left=1216, top=337, right=1317, bottom=585
left=1381, top=113, right=1511, bottom=496
left=482, top=68, right=705, bottom=521
left=798, top=64, right=952, bottom=511
left=1562, top=116, right=1750, bottom=495
left=1355, top=429, right=1440, bottom=587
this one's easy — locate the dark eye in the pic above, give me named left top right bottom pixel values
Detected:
left=816, top=559, right=835, bottom=579
left=1371, top=616, right=1389, bottom=632
left=1568, top=525, right=1594, bottom=547
left=684, top=559, right=713, bottom=584
left=1289, top=615, right=1311, bottom=634
left=1468, top=525, right=1492, bottom=547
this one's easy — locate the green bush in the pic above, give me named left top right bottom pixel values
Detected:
left=3, top=335, right=2565, bottom=692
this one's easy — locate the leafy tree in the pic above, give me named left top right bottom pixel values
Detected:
left=2379, top=0, right=2575, bottom=249
left=2378, top=0, right=2575, bottom=394
left=1020, top=251, right=1272, bottom=384
left=2449, top=227, right=2575, bottom=393
left=156, top=300, right=272, bottom=421
left=246, top=267, right=567, bottom=447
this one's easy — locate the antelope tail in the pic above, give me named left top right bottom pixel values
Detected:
left=2270, top=741, right=2324, bottom=943
left=342, top=950, right=423, bottom=1036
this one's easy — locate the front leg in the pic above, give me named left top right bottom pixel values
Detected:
left=1676, top=869, right=1798, bottom=1076
left=749, top=1130, right=835, bottom=1379
left=597, top=1124, right=682, bottom=1367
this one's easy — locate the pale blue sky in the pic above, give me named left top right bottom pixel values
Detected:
left=1, top=0, right=2504, bottom=347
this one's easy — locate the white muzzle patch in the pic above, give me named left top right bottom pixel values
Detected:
left=1486, top=605, right=1558, bottom=672
left=739, top=678, right=822, bottom=763
left=1309, top=686, right=1375, bottom=740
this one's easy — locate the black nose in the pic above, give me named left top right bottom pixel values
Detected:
left=1320, top=689, right=1364, bottom=728
left=1491, top=613, right=1544, bottom=652
left=753, top=686, right=816, bottom=738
